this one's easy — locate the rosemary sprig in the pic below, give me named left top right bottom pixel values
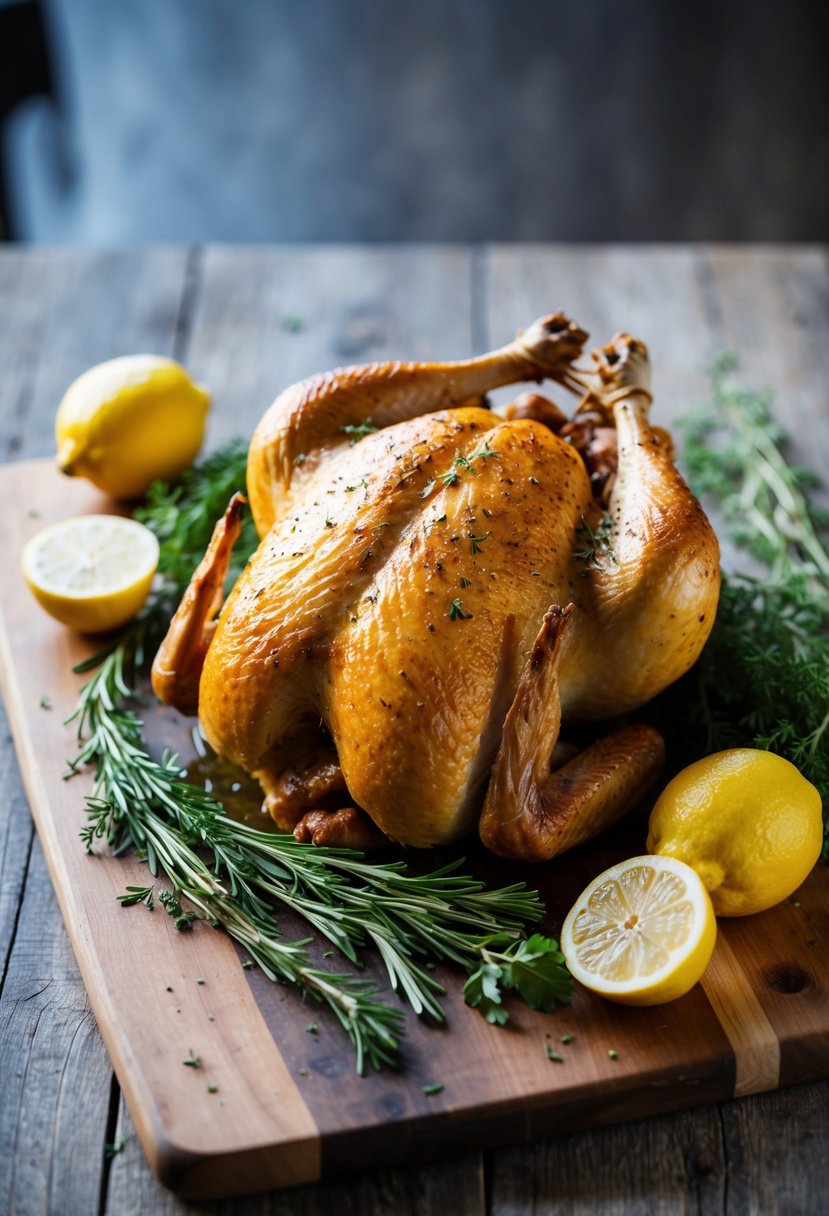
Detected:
left=68, top=441, right=572, bottom=1071
left=654, top=354, right=829, bottom=852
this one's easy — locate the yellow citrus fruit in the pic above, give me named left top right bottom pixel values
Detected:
left=55, top=355, right=210, bottom=498
left=22, top=515, right=159, bottom=633
left=561, top=855, right=716, bottom=1005
left=647, top=749, right=823, bottom=917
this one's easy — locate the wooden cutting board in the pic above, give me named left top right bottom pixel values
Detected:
left=1, top=458, right=827, bottom=1201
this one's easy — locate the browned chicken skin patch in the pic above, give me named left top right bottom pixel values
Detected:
left=152, top=315, right=720, bottom=859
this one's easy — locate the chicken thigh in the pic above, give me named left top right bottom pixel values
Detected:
left=152, top=315, right=719, bottom=860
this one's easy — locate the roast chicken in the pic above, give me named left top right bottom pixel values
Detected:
left=152, top=314, right=720, bottom=860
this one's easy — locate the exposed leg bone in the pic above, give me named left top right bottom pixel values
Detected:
left=559, top=334, right=721, bottom=719
left=151, top=493, right=245, bottom=715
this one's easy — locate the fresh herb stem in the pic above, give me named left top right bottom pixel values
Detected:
left=654, top=354, right=829, bottom=853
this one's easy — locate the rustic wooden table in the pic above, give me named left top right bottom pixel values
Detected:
left=1, top=244, right=827, bottom=1215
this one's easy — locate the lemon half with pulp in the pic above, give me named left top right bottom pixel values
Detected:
left=561, top=855, right=716, bottom=1006
left=22, top=515, right=159, bottom=633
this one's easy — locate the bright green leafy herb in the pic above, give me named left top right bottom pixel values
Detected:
left=422, top=1083, right=444, bottom=1096
left=463, top=934, right=572, bottom=1025
left=447, top=598, right=473, bottom=621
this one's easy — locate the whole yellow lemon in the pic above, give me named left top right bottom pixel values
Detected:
left=55, top=355, right=210, bottom=499
left=647, top=748, right=823, bottom=916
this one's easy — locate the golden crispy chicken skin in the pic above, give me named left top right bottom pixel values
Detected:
left=152, top=315, right=719, bottom=860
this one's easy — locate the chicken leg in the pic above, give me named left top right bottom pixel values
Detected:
left=247, top=312, right=588, bottom=534
left=559, top=334, right=721, bottom=719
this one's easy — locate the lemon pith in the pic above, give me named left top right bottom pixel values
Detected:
left=561, top=855, right=717, bottom=1006
left=55, top=355, right=209, bottom=499
left=22, top=515, right=159, bottom=633
left=647, top=749, right=823, bottom=916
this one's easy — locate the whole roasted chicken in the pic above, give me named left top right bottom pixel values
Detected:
left=152, top=315, right=720, bottom=860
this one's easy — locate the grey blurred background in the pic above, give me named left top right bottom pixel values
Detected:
left=1, top=0, right=827, bottom=243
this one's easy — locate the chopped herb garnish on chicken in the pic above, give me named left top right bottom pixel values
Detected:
left=340, top=418, right=378, bottom=444
left=573, top=513, right=616, bottom=573
left=471, top=438, right=501, bottom=462
left=447, top=598, right=473, bottom=621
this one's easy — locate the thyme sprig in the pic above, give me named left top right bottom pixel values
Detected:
left=68, top=441, right=571, bottom=1071
left=654, top=354, right=829, bottom=852
left=573, top=513, right=616, bottom=574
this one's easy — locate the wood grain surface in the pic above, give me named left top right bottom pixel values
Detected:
left=1, top=245, right=828, bottom=1215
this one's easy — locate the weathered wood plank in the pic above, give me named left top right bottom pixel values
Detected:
left=0, top=247, right=190, bottom=1216
left=490, top=1104, right=727, bottom=1216
left=106, top=1100, right=485, bottom=1216
left=0, top=709, right=33, bottom=985
left=484, top=243, right=719, bottom=424
left=701, top=245, right=829, bottom=496
left=187, top=244, right=476, bottom=446
left=0, top=839, right=114, bottom=1216
left=0, top=247, right=190, bottom=459
left=720, top=1083, right=829, bottom=1216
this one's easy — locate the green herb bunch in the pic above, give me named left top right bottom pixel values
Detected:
left=653, top=353, right=829, bottom=853
left=69, top=441, right=571, bottom=1072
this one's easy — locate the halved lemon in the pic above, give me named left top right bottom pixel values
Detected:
left=560, top=855, right=717, bottom=1006
left=22, top=515, right=159, bottom=633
